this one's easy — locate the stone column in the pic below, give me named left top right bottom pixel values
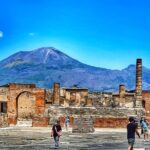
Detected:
left=119, top=85, right=125, bottom=98
left=86, top=98, right=93, bottom=107
left=135, top=59, right=142, bottom=107
left=119, top=85, right=125, bottom=106
left=53, top=83, right=60, bottom=105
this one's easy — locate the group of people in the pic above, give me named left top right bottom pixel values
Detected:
left=50, top=115, right=149, bottom=149
left=127, top=116, right=149, bottom=150
left=51, top=115, right=70, bottom=149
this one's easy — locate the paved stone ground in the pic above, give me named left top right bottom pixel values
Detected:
left=0, top=127, right=149, bottom=150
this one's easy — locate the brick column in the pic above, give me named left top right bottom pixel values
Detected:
left=135, top=59, right=142, bottom=107
left=53, top=83, right=60, bottom=105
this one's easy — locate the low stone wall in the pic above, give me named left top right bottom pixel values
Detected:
left=0, top=113, right=8, bottom=127
left=32, top=117, right=49, bottom=127
left=48, top=106, right=144, bottom=128
left=59, top=116, right=128, bottom=128
left=48, top=106, right=143, bottom=118
left=94, top=117, right=128, bottom=128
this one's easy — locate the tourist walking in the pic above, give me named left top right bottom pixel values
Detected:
left=51, top=120, right=62, bottom=149
left=140, top=117, right=144, bottom=135
left=65, top=115, right=70, bottom=131
left=127, top=117, right=140, bottom=150
left=141, top=118, right=149, bottom=141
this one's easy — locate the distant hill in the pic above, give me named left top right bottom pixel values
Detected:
left=0, top=47, right=150, bottom=91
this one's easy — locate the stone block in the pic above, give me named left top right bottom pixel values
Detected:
left=8, top=117, right=17, bottom=125
left=36, top=98, right=45, bottom=107
left=32, top=117, right=48, bottom=127
left=72, top=116, right=94, bottom=133
left=35, top=107, right=45, bottom=115
left=94, top=117, right=128, bottom=128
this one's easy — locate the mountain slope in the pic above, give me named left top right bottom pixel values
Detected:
left=0, top=47, right=150, bottom=91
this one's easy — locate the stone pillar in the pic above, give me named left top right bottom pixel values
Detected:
left=135, top=59, right=142, bottom=107
left=72, top=116, right=94, bottom=133
left=86, top=98, right=93, bottom=107
left=53, top=83, right=60, bottom=105
left=119, top=85, right=126, bottom=107
left=119, top=85, right=125, bottom=98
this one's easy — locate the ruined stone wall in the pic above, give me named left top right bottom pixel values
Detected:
left=124, top=95, right=135, bottom=107
left=94, top=117, right=128, bottom=128
left=46, top=85, right=135, bottom=109
left=62, top=89, right=88, bottom=107
left=142, top=91, right=150, bottom=111
left=7, top=83, right=48, bottom=127
left=45, top=89, right=53, bottom=105
left=48, top=106, right=142, bottom=128
left=89, top=92, right=134, bottom=108
left=0, top=113, right=8, bottom=127
left=0, top=87, right=9, bottom=102
left=89, top=92, right=113, bottom=107
left=17, top=92, right=36, bottom=119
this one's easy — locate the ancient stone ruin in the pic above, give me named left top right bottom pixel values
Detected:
left=0, top=58, right=150, bottom=132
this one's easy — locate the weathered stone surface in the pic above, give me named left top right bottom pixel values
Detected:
left=0, top=114, right=8, bottom=127
left=48, top=106, right=144, bottom=128
left=0, top=83, right=46, bottom=127
left=72, top=116, right=94, bottom=133
left=94, top=117, right=128, bottom=128
left=7, top=116, right=17, bottom=125
left=135, top=59, right=142, bottom=107
left=53, top=83, right=60, bottom=105
left=32, top=117, right=49, bottom=127
left=0, top=127, right=149, bottom=150
left=17, top=119, right=32, bottom=127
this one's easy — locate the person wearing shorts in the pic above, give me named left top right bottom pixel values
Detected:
left=141, top=118, right=149, bottom=141
left=127, top=117, right=140, bottom=150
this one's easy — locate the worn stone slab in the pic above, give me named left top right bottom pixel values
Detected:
left=17, top=119, right=32, bottom=127
left=0, top=127, right=149, bottom=150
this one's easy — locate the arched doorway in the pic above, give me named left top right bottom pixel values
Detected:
left=17, top=92, right=36, bottom=122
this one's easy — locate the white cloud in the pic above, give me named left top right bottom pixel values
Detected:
left=0, top=31, right=3, bottom=38
left=28, top=32, right=37, bottom=36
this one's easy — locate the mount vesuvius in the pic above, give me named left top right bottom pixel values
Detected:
left=0, top=47, right=150, bottom=91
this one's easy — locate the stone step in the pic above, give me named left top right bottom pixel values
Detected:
left=16, top=119, right=32, bottom=127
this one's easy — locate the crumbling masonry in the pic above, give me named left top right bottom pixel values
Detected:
left=0, top=59, right=150, bottom=128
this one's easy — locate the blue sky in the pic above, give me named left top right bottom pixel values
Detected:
left=0, top=0, right=150, bottom=69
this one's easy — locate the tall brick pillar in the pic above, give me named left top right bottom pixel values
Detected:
left=135, top=59, right=142, bottom=107
left=53, top=83, right=60, bottom=105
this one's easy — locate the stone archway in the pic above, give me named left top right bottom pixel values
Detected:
left=17, top=91, right=36, bottom=122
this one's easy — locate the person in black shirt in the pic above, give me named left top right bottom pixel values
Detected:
left=51, top=120, right=62, bottom=148
left=127, top=117, right=140, bottom=150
